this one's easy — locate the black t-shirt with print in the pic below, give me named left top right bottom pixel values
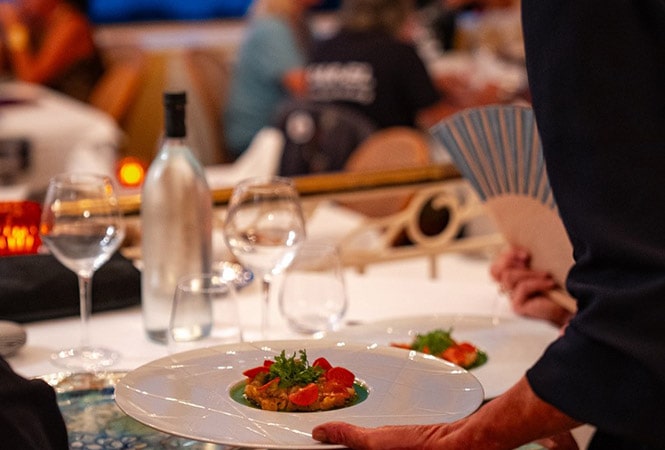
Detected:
left=306, top=30, right=441, bottom=129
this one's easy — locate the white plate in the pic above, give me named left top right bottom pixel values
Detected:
left=329, top=315, right=559, bottom=399
left=115, top=339, right=483, bottom=449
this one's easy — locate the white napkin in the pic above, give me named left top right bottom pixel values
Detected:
left=205, top=127, right=284, bottom=189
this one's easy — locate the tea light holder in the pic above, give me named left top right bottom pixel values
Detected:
left=0, top=201, right=42, bottom=256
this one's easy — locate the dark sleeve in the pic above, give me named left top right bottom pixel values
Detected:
left=522, top=0, right=665, bottom=444
left=0, top=357, right=69, bottom=449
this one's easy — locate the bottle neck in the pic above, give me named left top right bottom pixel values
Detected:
left=164, top=104, right=186, bottom=138
left=157, top=136, right=189, bottom=159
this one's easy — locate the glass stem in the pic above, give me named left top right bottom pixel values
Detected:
left=492, top=287, right=504, bottom=326
left=78, top=273, right=93, bottom=348
left=261, top=274, right=272, bottom=337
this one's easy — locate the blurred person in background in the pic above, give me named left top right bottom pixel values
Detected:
left=416, top=0, right=517, bottom=51
left=305, top=0, right=505, bottom=132
left=0, top=0, right=104, bottom=102
left=305, top=0, right=444, bottom=131
left=223, top=0, right=321, bottom=160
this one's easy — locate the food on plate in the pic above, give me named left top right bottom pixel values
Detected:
left=391, top=328, right=488, bottom=369
left=242, top=349, right=358, bottom=412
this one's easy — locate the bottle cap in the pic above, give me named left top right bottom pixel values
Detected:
left=163, top=91, right=187, bottom=138
left=164, top=91, right=187, bottom=106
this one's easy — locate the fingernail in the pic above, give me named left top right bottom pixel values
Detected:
left=312, top=428, right=328, bottom=442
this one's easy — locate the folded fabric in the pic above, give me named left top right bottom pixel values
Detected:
left=0, top=252, right=141, bottom=323
left=0, top=356, right=69, bottom=449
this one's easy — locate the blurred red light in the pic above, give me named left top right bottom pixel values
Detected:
left=116, top=157, right=146, bottom=188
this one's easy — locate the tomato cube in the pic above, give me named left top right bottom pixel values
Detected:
left=326, top=366, right=355, bottom=387
left=288, top=383, right=319, bottom=406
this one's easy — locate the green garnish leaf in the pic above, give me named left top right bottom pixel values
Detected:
left=268, top=350, right=324, bottom=389
left=410, top=328, right=456, bottom=355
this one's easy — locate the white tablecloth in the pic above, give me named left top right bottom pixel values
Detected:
left=10, top=253, right=509, bottom=379
left=0, top=81, right=121, bottom=199
left=6, top=252, right=594, bottom=447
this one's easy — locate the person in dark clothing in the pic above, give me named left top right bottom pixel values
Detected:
left=309, top=0, right=665, bottom=448
left=522, top=1, right=665, bottom=448
left=305, top=0, right=445, bottom=130
left=0, top=356, right=69, bottom=450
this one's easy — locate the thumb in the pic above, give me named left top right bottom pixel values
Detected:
left=313, top=422, right=445, bottom=450
left=313, top=422, right=369, bottom=449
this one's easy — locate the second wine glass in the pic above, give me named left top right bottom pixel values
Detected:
left=223, top=176, right=306, bottom=338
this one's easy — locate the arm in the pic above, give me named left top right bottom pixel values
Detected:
left=0, top=356, right=69, bottom=450
left=0, top=4, right=96, bottom=85
left=313, top=377, right=581, bottom=449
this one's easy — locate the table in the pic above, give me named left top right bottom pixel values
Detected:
left=6, top=252, right=594, bottom=448
left=10, top=253, right=507, bottom=379
left=0, top=81, right=122, bottom=199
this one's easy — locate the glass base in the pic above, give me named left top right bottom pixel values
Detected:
left=146, top=328, right=168, bottom=345
left=51, top=346, right=120, bottom=372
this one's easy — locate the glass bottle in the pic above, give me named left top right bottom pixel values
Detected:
left=140, top=91, right=212, bottom=343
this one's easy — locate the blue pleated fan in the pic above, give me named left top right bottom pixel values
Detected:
left=431, top=104, right=556, bottom=211
left=430, top=105, right=576, bottom=312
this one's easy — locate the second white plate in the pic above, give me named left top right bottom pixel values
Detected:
left=329, top=314, right=560, bottom=399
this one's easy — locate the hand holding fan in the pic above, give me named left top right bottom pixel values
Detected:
left=431, top=105, right=576, bottom=312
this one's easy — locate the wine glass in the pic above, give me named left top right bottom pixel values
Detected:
left=223, top=176, right=306, bottom=337
left=40, top=173, right=125, bottom=371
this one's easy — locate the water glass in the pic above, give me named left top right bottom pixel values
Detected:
left=168, top=273, right=243, bottom=354
left=278, top=242, right=348, bottom=336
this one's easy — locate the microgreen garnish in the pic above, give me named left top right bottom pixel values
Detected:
left=411, top=328, right=457, bottom=355
left=268, top=350, right=324, bottom=388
